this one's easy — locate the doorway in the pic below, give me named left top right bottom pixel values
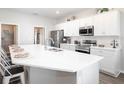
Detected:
left=34, top=27, right=44, bottom=45
left=1, top=24, right=17, bottom=53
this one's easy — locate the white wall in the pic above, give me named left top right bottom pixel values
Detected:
left=120, top=11, right=124, bottom=72
left=0, top=9, right=56, bottom=45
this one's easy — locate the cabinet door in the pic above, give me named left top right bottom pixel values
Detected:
left=104, top=11, right=120, bottom=35
left=91, top=49, right=114, bottom=71
left=79, top=17, right=93, bottom=27
left=100, top=50, right=120, bottom=75
left=70, top=20, right=79, bottom=36
left=93, top=14, right=105, bottom=35
left=64, top=20, right=79, bottom=36
left=90, top=49, right=104, bottom=69
left=69, top=45, right=75, bottom=51
left=91, top=48, right=120, bottom=76
left=93, top=11, right=120, bottom=36
left=63, top=22, right=70, bottom=36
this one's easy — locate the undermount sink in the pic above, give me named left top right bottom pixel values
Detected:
left=47, top=48, right=63, bottom=52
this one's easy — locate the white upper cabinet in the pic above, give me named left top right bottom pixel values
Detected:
left=104, top=11, right=120, bottom=35
left=54, top=20, right=79, bottom=36
left=93, top=11, right=120, bottom=36
left=79, top=17, right=93, bottom=27
left=53, top=10, right=120, bottom=36
left=93, top=14, right=104, bottom=35
left=64, top=20, right=79, bottom=36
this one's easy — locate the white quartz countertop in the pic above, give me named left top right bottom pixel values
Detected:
left=91, top=46, right=121, bottom=51
left=60, top=43, right=77, bottom=46
left=9, top=45, right=103, bottom=72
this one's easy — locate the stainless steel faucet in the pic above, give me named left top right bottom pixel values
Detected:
left=44, top=38, right=55, bottom=49
left=48, top=38, right=55, bottom=46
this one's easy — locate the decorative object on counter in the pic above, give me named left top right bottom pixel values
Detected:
left=10, top=44, right=18, bottom=47
left=98, top=44, right=105, bottom=47
left=96, top=8, right=113, bottom=14
left=66, top=18, right=71, bottom=21
left=110, top=40, right=118, bottom=48
left=74, top=40, right=80, bottom=45
left=14, top=52, right=29, bottom=58
left=62, top=37, right=71, bottom=44
left=62, top=38, right=67, bottom=42
left=12, top=48, right=24, bottom=52
left=11, top=46, right=21, bottom=50
left=66, top=16, right=76, bottom=22
left=10, top=45, right=20, bottom=49
left=71, top=16, right=76, bottom=20
left=9, top=45, right=29, bottom=58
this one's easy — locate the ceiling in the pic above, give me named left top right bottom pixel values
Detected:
left=5, top=8, right=124, bottom=20
left=6, top=8, right=88, bottom=19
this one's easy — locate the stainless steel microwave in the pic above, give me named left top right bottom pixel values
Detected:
left=79, top=26, right=94, bottom=36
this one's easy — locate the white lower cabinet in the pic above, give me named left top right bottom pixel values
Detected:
left=90, top=47, right=121, bottom=77
left=60, top=44, right=75, bottom=51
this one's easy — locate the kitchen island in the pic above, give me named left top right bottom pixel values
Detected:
left=9, top=45, right=103, bottom=84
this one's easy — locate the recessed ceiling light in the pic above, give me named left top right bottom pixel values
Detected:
left=56, top=10, right=60, bottom=14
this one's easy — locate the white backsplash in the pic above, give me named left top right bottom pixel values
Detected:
left=71, top=36, right=120, bottom=48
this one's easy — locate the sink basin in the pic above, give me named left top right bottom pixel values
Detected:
left=47, top=48, right=63, bottom=52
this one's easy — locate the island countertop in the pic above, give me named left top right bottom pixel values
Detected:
left=9, top=45, right=103, bottom=72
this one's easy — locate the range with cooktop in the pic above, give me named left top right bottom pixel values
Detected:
left=75, top=40, right=97, bottom=54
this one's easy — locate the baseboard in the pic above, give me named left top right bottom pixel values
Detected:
left=100, top=70, right=120, bottom=77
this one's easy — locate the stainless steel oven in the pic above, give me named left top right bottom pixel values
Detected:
left=75, top=49, right=90, bottom=54
left=79, top=26, right=94, bottom=36
left=75, top=45, right=91, bottom=54
left=75, top=40, right=97, bottom=54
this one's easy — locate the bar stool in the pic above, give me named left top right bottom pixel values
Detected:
left=0, top=48, right=11, bottom=65
left=0, top=49, right=25, bottom=84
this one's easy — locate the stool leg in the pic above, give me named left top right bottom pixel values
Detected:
left=3, top=77, right=10, bottom=84
left=20, top=73, right=25, bottom=84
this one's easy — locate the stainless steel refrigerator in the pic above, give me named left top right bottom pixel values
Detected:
left=50, top=30, right=64, bottom=48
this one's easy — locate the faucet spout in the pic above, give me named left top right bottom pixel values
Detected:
left=49, top=38, right=55, bottom=46
left=44, top=38, right=55, bottom=49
